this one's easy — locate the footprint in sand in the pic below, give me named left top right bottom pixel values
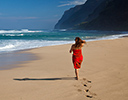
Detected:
left=77, top=89, right=82, bottom=92
left=77, top=78, right=100, bottom=99
left=82, top=78, right=97, bottom=99
left=84, top=84, right=92, bottom=88
left=83, top=84, right=87, bottom=87
left=84, top=89, right=89, bottom=92
left=74, top=78, right=99, bottom=99
left=86, top=95, right=93, bottom=98
left=87, top=80, right=92, bottom=83
left=82, top=78, right=92, bottom=83
left=84, top=90, right=94, bottom=99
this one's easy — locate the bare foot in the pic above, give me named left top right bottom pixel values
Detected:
left=75, top=77, right=79, bottom=80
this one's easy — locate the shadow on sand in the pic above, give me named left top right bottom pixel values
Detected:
left=13, top=77, right=76, bottom=81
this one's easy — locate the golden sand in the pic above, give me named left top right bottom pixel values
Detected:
left=0, top=38, right=128, bottom=100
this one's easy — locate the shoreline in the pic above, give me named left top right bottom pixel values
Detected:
left=0, top=37, right=128, bottom=100
left=0, top=35, right=127, bottom=70
left=0, top=32, right=128, bottom=56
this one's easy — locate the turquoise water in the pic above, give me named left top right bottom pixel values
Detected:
left=0, top=29, right=128, bottom=53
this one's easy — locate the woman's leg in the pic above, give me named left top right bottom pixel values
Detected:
left=75, top=69, right=79, bottom=80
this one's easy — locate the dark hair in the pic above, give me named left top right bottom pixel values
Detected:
left=75, top=37, right=83, bottom=48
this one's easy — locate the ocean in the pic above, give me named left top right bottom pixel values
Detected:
left=0, top=29, right=128, bottom=54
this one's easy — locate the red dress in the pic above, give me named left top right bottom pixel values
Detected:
left=72, top=49, right=83, bottom=69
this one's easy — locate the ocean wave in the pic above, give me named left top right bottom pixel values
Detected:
left=59, top=29, right=67, bottom=31
left=0, top=29, right=43, bottom=34
left=0, top=40, right=73, bottom=53
left=95, top=33, right=128, bottom=40
left=2, top=34, right=24, bottom=37
left=0, top=44, right=15, bottom=50
left=0, top=29, right=128, bottom=53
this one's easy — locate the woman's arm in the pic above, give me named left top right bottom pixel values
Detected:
left=69, top=45, right=74, bottom=53
left=81, top=40, right=86, bottom=47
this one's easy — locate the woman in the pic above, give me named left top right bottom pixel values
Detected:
left=69, top=37, right=86, bottom=80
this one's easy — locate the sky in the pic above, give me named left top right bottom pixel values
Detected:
left=0, top=0, right=87, bottom=29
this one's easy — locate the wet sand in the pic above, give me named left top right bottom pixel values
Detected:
left=0, top=51, right=37, bottom=70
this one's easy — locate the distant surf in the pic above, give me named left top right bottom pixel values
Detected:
left=0, top=29, right=128, bottom=53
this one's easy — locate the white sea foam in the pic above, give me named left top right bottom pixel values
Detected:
left=2, top=34, right=24, bottom=36
left=59, top=29, right=67, bottom=31
left=0, top=44, right=15, bottom=50
left=0, top=40, right=73, bottom=53
left=0, top=29, right=42, bottom=34
left=95, top=33, right=128, bottom=40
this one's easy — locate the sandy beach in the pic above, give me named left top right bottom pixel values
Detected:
left=0, top=38, right=128, bottom=100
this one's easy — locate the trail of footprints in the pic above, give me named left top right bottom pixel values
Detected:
left=74, top=78, right=101, bottom=100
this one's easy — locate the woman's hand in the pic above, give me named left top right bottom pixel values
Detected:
left=82, top=40, right=86, bottom=44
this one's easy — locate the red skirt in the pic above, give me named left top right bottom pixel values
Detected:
left=72, top=49, right=83, bottom=69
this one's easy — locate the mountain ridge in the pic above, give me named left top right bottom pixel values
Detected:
left=55, top=0, right=106, bottom=29
left=55, top=0, right=128, bottom=31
